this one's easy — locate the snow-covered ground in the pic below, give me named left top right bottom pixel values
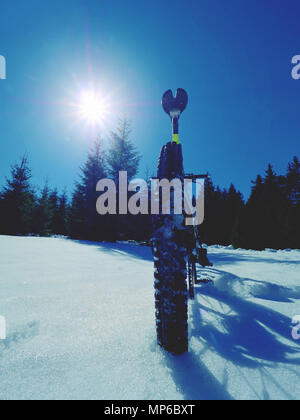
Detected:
left=0, top=236, right=299, bottom=400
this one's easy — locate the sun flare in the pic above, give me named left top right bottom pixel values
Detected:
left=77, top=90, right=109, bottom=125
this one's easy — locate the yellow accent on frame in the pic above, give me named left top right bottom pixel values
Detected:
left=172, top=134, right=180, bottom=144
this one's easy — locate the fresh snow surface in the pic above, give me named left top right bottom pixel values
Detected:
left=0, top=235, right=299, bottom=400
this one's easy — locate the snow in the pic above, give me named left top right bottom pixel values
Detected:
left=0, top=235, right=299, bottom=400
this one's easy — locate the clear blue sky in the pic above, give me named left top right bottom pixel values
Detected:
left=0, top=0, right=299, bottom=200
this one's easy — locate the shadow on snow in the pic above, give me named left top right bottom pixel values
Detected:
left=73, top=239, right=153, bottom=262
left=71, top=239, right=300, bottom=400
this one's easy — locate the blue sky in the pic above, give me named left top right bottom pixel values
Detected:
left=0, top=0, right=299, bottom=199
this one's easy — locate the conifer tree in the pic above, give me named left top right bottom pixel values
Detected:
left=282, top=156, right=300, bottom=248
left=262, top=164, right=286, bottom=249
left=196, top=176, right=214, bottom=245
left=55, top=192, right=69, bottom=236
left=226, top=184, right=245, bottom=247
left=48, top=188, right=59, bottom=233
left=69, top=184, right=86, bottom=239
left=70, top=139, right=107, bottom=240
left=32, top=182, right=54, bottom=236
left=107, top=118, right=141, bottom=182
left=0, top=156, right=35, bottom=235
left=106, top=118, right=142, bottom=240
left=238, top=175, right=265, bottom=250
left=286, top=156, right=300, bottom=204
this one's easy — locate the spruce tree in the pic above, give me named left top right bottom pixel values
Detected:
left=70, top=139, right=108, bottom=240
left=238, top=175, right=265, bottom=250
left=32, top=182, right=53, bottom=236
left=226, top=184, right=245, bottom=247
left=55, top=192, right=69, bottom=236
left=106, top=118, right=142, bottom=240
left=69, top=184, right=86, bottom=239
left=286, top=156, right=300, bottom=204
left=282, top=157, right=300, bottom=248
left=0, top=156, right=35, bottom=235
left=263, top=164, right=285, bottom=249
left=198, top=177, right=242, bottom=246
left=48, top=189, right=59, bottom=233
left=238, top=166, right=286, bottom=250
left=196, top=176, right=214, bottom=245
left=107, top=118, right=141, bottom=182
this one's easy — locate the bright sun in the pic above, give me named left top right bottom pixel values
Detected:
left=77, top=90, right=108, bottom=125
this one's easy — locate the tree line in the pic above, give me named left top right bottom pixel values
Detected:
left=0, top=119, right=149, bottom=242
left=199, top=157, right=300, bottom=250
left=0, top=119, right=299, bottom=250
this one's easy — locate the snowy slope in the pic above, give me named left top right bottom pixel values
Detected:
left=0, top=236, right=299, bottom=400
